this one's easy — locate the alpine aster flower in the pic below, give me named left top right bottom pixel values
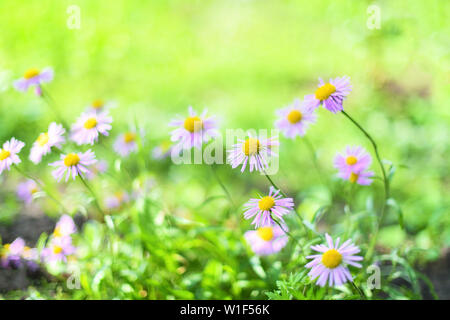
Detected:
left=306, top=234, right=363, bottom=287
left=1, top=237, right=25, bottom=268
left=29, top=122, right=65, bottom=164
left=41, top=236, right=75, bottom=263
left=70, top=111, right=112, bottom=145
left=0, top=138, right=25, bottom=175
left=13, top=67, right=54, bottom=93
left=275, top=98, right=317, bottom=138
left=227, top=134, right=278, bottom=173
left=243, top=187, right=294, bottom=228
left=338, top=169, right=374, bottom=186
left=16, top=179, right=39, bottom=204
left=334, top=146, right=374, bottom=185
left=49, top=150, right=97, bottom=182
left=303, top=76, right=352, bottom=113
left=53, top=215, right=77, bottom=238
left=244, top=224, right=288, bottom=256
left=169, top=106, right=218, bottom=150
left=85, top=99, right=115, bottom=113
left=113, top=132, right=138, bottom=157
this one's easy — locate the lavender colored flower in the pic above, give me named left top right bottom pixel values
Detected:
left=29, top=122, right=65, bottom=164
left=41, top=236, right=75, bottom=263
left=303, top=76, right=352, bottom=113
left=244, top=225, right=288, bottom=256
left=104, top=191, right=130, bottom=210
left=306, top=234, right=363, bottom=287
left=113, top=132, right=138, bottom=157
left=334, top=146, right=374, bottom=185
left=16, top=179, right=39, bottom=204
left=86, top=159, right=108, bottom=180
left=1, top=237, right=25, bottom=268
left=243, top=187, right=294, bottom=228
left=338, top=169, right=374, bottom=186
left=49, top=150, right=97, bottom=182
left=53, top=215, right=77, bottom=238
left=275, top=98, right=317, bottom=138
left=169, top=106, right=218, bottom=150
left=0, top=138, right=25, bottom=175
left=22, top=246, right=39, bottom=271
left=152, top=140, right=172, bottom=160
left=13, top=67, right=54, bottom=93
left=70, top=111, right=112, bottom=145
left=227, top=134, right=278, bottom=173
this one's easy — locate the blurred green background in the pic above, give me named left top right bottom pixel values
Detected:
left=0, top=0, right=449, bottom=299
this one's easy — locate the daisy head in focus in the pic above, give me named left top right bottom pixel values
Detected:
left=13, top=67, right=54, bottom=94
left=41, top=236, right=75, bottom=263
left=49, top=149, right=97, bottom=182
left=53, top=215, right=77, bottom=238
left=16, top=179, right=39, bottom=204
left=169, top=106, right=219, bottom=150
left=244, top=224, right=288, bottom=256
left=227, top=132, right=278, bottom=173
left=70, top=111, right=112, bottom=145
left=85, top=99, right=116, bottom=114
left=114, top=131, right=138, bottom=157
left=334, top=146, right=374, bottom=186
left=303, top=76, right=352, bottom=113
left=275, top=98, right=317, bottom=139
left=306, top=234, right=363, bottom=287
left=0, top=138, right=25, bottom=175
left=29, top=122, right=65, bottom=164
left=243, top=186, right=294, bottom=228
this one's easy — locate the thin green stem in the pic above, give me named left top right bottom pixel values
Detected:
left=210, top=164, right=235, bottom=208
left=273, top=218, right=300, bottom=245
left=78, top=175, right=104, bottom=215
left=351, top=281, right=366, bottom=299
left=302, top=136, right=329, bottom=189
left=341, top=111, right=390, bottom=261
left=39, top=86, right=69, bottom=129
left=263, top=171, right=287, bottom=198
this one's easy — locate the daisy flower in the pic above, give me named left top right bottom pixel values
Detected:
left=303, top=76, right=352, bottom=113
left=22, top=246, right=39, bottom=271
left=338, top=169, right=374, bottom=186
left=104, top=191, right=130, bottom=210
left=227, top=133, right=278, bottom=173
left=85, top=159, right=108, bottom=180
left=53, top=215, right=77, bottom=238
left=275, top=98, right=317, bottom=138
left=243, top=187, right=294, bottom=228
left=169, top=106, right=218, bottom=150
left=49, top=150, right=97, bottom=182
left=152, top=140, right=172, bottom=160
left=13, top=67, right=54, bottom=93
left=0, top=138, right=25, bottom=175
left=334, top=146, right=372, bottom=174
left=85, top=99, right=116, bottom=113
left=113, top=132, right=138, bottom=157
left=244, top=224, right=288, bottom=256
left=16, top=179, right=39, bottom=204
left=1, top=237, right=25, bottom=268
left=29, top=122, right=66, bottom=164
left=306, top=234, right=363, bottom=287
left=41, top=236, right=75, bottom=263
left=70, top=111, right=112, bottom=145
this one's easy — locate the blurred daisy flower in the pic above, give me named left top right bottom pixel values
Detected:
left=244, top=224, right=288, bottom=256
left=1, top=237, right=25, bottom=268
left=169, top=106, right=218, bottom=150
left=22, top=246, right=39, bottom=271
left=53, top=215, right=77, bottom=238
left=85, top=99, right=117, bottom=113
left=152, top=140, right=172, bottom=160
left=303, top=76, right=352, bottom=113
left=41, top=236, right=75, bottom=263
left=243, top=187, right=294, bottom=228
left=334, top=146, right=372, bottom=174
left=104, top=191, right=130, bottom=211
left=339, top=169, right=374, bottom=186
left=227, top=133, right=278, bottom=173
left=13, top=67, right=54, bottom=93
left=49, top=150, right=97, bottom=182
left=306, top=234, right=363, bottom=287
left=0, top=138, right=25, bottom=175
left=86, top=159, right=108, bottom=180
left=114, top=131, right=138, bottom=157
left=29, top=122, right=65, bottom=164
left=275, top=98, right=317, bottom=138
left=70, top=111, right=112, bottom=145
left=16, top=179, right=39, bottom=204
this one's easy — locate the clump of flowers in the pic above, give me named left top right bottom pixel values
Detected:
left=244, top=224, right=288, bottom=255
left=29, top=122, right=65, bottom=164
left=303, top=76, right=352, bottom=113
left=41, top=215, right=77, bottom=263
left=70, top=111, right=113, bottom=145
left=0, top=138, right=25, bottom=175
left=275, top=98, right=317, bottom=138
left=306, top=234, right=363, bottom=287
left=13, top=67, right=54, bottom=94
left=49, top=150, right=97, bottom=182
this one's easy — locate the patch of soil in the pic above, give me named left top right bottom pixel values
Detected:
left=421, top=249, right=450, bottom=300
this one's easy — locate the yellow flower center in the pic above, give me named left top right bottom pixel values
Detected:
left=346, top=156, right=357, bottom=165
left=183, top=116, right=203, bottom=133
left=84, top=117, right=98, bottom=129
left=24, top=68, right=40, bottom=79
left=53, top=226, right=62, bottom=237
left=322, top=249, right=342, bottom=269
left=287, top=110, right=303, bottom=124
left=36, top=132, right=49, bottom=147
left=257, top=227, right=274, bottom=241
left=114, top=191, right=124, bottom=202
left=64, top=153, right=80, bottom=167
left=123, top=132, right=136, bottom=143
left=91, top=99, right=104, bottom=109
left=0, top=149, right=11, bottom=161
left=349, top=172, right=359, bottom=183
left=258, top=196, right=275, bottom=211
left=315, top=83, right=336, bottom=101
left=30, top=187, right=39, bottom=194
left=53, top=245, right=63, bottom=254
left=4, top=244, right=10, bottom=251
left=242, top=138, right=260, bottom=156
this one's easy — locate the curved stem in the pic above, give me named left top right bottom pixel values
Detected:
left=263, top=171, right=287, bottom=198
left=78, top=175, right=104, bottom=215
left=210, top=164, right=235, bottom=208
left=341, top=111, right=390, bottom=260
left=351, top=281, right=366, bottom=299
